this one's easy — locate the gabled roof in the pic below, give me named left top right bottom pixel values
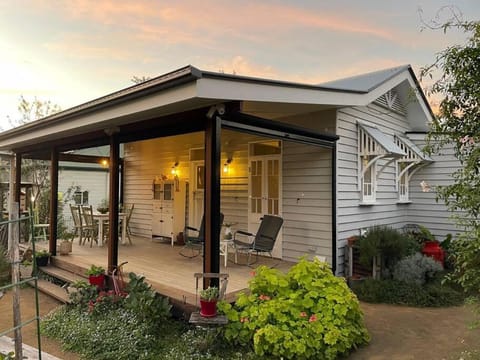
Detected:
left=318, top=65, right=410, bottom=93
left=0, top=64, right=433, bottom=152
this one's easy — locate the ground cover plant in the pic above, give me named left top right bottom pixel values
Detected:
left=42, top=273, right=260, bottom=359
left=219, top=258, right=370, bottom=360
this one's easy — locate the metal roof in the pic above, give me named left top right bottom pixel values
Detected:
left=396, top=135, right=433, bottom=162
left=318, top=65, right=410, bottom=92
left=358, top=122, right=406, bottom=157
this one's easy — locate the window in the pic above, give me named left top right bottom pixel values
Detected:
left=361, top=155, right=376, bottom=202
left=357, top=122, right=406, bottom=204
left=394, top=135, right=433, bottom=202
left=74, top=191, right=89, bottom=205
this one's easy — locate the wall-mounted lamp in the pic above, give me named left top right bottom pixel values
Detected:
left=100, top=159, right=109, bottom=168
left=171, top=162, right=179, bottom=176
left=223, top=158, right=233, bottom=174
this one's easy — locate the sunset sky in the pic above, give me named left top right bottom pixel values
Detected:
left=1, top=1, right=479, bottom=129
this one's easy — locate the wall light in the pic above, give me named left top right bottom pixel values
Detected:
left=100, top=159, right=109, bottom=167
left=223, top=158, right=233, bottom=174
left=171, top=162, right=179, bottom=176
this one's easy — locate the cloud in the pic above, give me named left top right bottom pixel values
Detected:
left=38, top=1, right=397, bottom=49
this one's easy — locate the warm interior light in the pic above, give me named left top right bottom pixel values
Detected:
left=223, top=158, right=233, bottom=174
left=101, top=159, right=109, bottom=167
left=171, top=162, right=179, bottom=176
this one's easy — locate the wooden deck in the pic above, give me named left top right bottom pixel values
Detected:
left=40, top=236, right=294, bottom=306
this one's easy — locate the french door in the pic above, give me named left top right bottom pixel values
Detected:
left=248, top=154, right=282, bottom=258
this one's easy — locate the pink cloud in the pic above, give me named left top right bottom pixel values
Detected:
left=37, top=1, right=396, bottom=46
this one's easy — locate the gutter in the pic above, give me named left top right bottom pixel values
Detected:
left=0, top=65, right=202, bottom=140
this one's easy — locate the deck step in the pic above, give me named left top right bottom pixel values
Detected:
left=39, top=265, right=87, bottom=284
left=29, top=278, right=70, bottom=304
left=50, top=256, right=89, bottom=276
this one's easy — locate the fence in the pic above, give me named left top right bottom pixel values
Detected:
left=0, top=209, right=42, bottom=360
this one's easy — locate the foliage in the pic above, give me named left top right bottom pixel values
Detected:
left=68, top=280, right=99, bottom=308
left=0, top=351, right=15, bottom=360
left=44, top=272, right=173, bottom=359
left=85, top=264, right=105, bottom=276
left=421, top=15, right=480, bottom=295
left=357, top=226, right=416, bottom=275
left=392, top=253, right=443, bottom=285
left=351, top=277, right=465, bottom=307
left=123, top=272, right=172, bottom=325
left=34, top=249, right=50, bottom=258
left=403, top=224, right=436, bottom=246
left=97, top=198, right=109, bottom=214
left=219, top=258, right=369, bottom=360
left=200, top=286, right=219, bottom=301
left=444, top=231, right=480, bottom=295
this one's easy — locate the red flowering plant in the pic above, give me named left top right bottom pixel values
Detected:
left=218, top=258, right=370, bottom=360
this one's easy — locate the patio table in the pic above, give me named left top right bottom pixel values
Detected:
left=93, top=212, right=128, bottom=246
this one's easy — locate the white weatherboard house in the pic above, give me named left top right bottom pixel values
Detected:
left=0, top=65, right=459, bottom=276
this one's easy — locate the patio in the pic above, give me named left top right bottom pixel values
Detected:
left=41, top=235, right=294, bottom=306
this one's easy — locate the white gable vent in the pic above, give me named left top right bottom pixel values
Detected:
left=374, top=90, right=406, bottom=114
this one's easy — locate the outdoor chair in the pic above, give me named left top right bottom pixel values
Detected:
left=179, top=213, right=224, bottom=258
left=70, top=204, right=84, bottom=245
left=32, top=207, right=49, bottom=243
left=80, top=205, right=98, bottom=247
left=120, top=204, right=134, bottom=245
left=233, top=215, right=283, bottom=266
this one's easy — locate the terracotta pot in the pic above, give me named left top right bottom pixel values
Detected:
left=199, top=299, right=217, bottom=317
left=88, top=274, right=105, bottom=287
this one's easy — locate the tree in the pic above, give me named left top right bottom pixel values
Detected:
left=421, top=14, right=480, bottom=294
left=8, top=96, right=61, bottom=221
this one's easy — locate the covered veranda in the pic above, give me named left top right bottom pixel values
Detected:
left=0, top=65, right=338, bottom=291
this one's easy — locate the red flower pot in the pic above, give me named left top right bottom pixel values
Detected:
left=88, top=274, right=105, bottom=287
left=199, top=299, right=217, bottom=317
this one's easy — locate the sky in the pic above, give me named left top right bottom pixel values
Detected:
left=1, top=0, right=479, bottom=130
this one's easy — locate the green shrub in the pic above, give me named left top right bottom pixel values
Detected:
left=351, top=278, right=465, bottom=307
left=219, top=258, right=370, bottom=360
left=393, top=253, right=443, bottom=285
left=445, top=231, right=480, bottom=295
left=124, top=272, right=172, bottom=325
left=357, top=226, right=417, bottom=277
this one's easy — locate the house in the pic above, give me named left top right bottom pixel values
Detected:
left=0, top=65, right=460, bottom=277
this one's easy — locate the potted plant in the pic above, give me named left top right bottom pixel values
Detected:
left=34, top=250, right=50, bottom=267
left=199, top=286, right=219, bottom=317
left=97, top=199, right=109, bottom=214
left=86, top=264, right=106, bottom=287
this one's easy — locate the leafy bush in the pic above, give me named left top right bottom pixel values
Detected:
left=124, top=272, right=172, bottom=325
left=219, top=258, right=370, bottom=360
left=43, top=272, right=173, bottom=359
left=393, top=253, right=443, bottom=285
left=351, top=278, right=465, bottom=307
left=357, top=226, right=417, bottom=277
left=445, top=231, right=480, bottom=295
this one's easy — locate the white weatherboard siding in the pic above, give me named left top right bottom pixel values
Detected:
left=335, top=103, right=412, bottom=275
left=408, top=134, right=464, bottom=241
left=282, top=142, right=332, bottom=263
left=59, top=168, right=109, bottom=229
left=123, top=110, right=335, bottom=263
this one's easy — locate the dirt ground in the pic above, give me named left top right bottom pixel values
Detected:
left=1, top=287, right=479, bottom=360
